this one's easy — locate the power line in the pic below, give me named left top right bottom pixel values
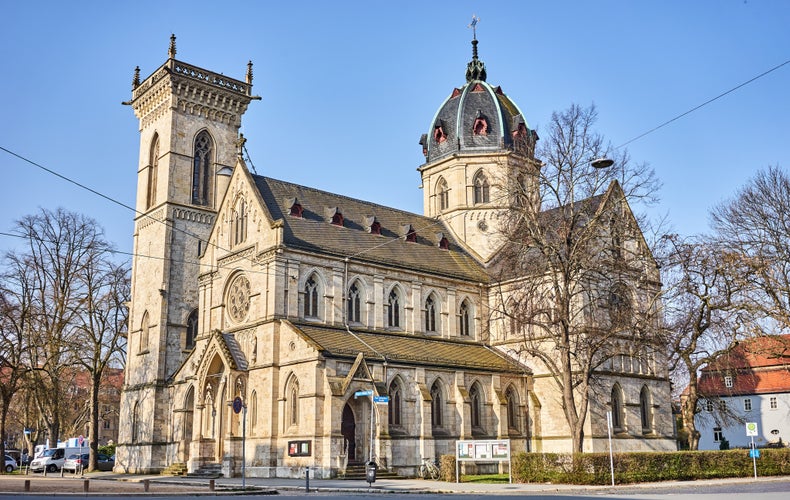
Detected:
left=616, top=58, right=790, bottom=149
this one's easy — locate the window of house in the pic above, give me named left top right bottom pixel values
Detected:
left=473, top=172, right=490, bottom=204
left=640, top=386, right=652, bottom=432
left=347, top=282, right=361, bottom=323
left=430, top=381, right=443, bottom=428
left=713, top=427, right=723, bottom=442
left=459, top=300, right=471, bottom=336
left=719, top=400, right=727, bottom=411
left=705, top=400, right=714, bottom=412
left=724, top=375, right=733, bottom=388
left=744, top=398, right=752, bottom=412
left=437, top=178, right=449, bottom=211
left=192, top=130, right=213, bottom=206
left=304, top=276, right=319, bottom=319
left=146, top=134, right=159, bottom=210
left=185, top=309, right=198, bottom=350
left=388, top=380, right=402, bottom=427
left=387, top=289, right=401, bottom=328
left=770, top=396, right=778, bottom=409
left=425, top=295, right=437, bottom=333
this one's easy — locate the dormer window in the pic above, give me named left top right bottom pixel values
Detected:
left=400, top=224, right=417, bottom=243
left=439, top=236, right=450, bottom=250
left=473, top=116, right=488, bottom=135
left=325, top=207, right=344, bottom=226
left=434, top=125, right=447, bottom=144
left=287, top=198, right=303, bottom=217
left=365, top=216, right=381, bottom=235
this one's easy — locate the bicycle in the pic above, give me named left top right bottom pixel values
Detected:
left=418, top=457, right=440, bottom=480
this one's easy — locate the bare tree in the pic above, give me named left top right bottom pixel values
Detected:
left=495, top=104, right=663, bottom=452
left=657, top=235, right=752, bottom=450
left=7, top=208, right=112, bottom=446
left=711, top=165, right=790, bottom=330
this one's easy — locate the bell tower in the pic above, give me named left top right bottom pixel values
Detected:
left=117, top=35, right=258, bottom=473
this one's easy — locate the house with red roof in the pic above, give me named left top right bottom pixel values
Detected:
left=695, top=335, right=790, bottom=450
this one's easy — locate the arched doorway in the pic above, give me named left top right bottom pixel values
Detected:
left=341, top=403, right=357, bottom=463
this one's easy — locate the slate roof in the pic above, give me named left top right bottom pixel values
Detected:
left=253, top=175, right=489, bottom=282
left=287, top=321, right=527, bottom=374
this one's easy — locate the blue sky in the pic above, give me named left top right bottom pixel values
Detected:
left=1, top=0, right=789, bottom=255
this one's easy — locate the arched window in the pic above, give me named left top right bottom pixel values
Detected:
left=304, top=275, right=319, bottom=319
left=286, top=376, right=299, bottom=428
left=473, top=172, right=489, bottom=204
left=469, top=383, right=483, bottom=430
left=388, top=379, right=402, bottom=427
left=611, top=384, right=625, bottom=432
left=185, top=309, right=198, bottom=350
left=132, top=401, right=140, bottom=441
left=437, top=178, right=449, bottom=211
left=140, top=311, right=150, bottom=353
left=425, top=294, right=438, bottom=333
left=609, top=283, right=632, bottom=329
left=430, top=381, right=443, bottom=428
left=192, top=130, right=213, bottom=206
left=250, top=390, right=258, bottom=434
left=231, top=198, right=247, bottom=247
left=506, top=386, right=519, bottom=431
left=459, top=300, right=472, bottom=337
left=146, top=134, right=159, bottom=210
left=640, top=386, right=653, bottom=432
left=347, top=281, right=362, bottom=324
left=387, top=288, right=402, bottom=329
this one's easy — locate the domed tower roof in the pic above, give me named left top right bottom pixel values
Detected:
left=420, top=37, right=538, bottom=164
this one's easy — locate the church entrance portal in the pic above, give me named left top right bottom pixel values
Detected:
left=341, top=403, right=357, bottom=463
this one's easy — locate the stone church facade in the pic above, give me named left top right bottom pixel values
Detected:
left=115, top=35, right=675, bottom=478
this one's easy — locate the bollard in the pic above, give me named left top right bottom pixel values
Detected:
left=305, top=466, right=310, bottom=493
left=143, top=479, right=150, bottom=492
left=24, top=480, right=30, bottom=492
left=83, top=479, right=90, bottom=493
left=209, top=479, right=215, bottom=491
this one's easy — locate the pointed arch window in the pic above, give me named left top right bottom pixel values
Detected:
left=469, top=383, right=483, bottom=429
left=506, top=386, right=519, bottom=431
left=146, top=134, right=159, bottom=210
left=437, top=178, right=449, bottom=211
left=459, top=300, right=472, bottom=337
left=192, top=130, right=213, bottom=206
left=250, top=390, right=258, bottom=434
left=430, top=381, right=443, bottom=428
left=387, top=288, right=402, bottom=328
left=304, top=275, right=320, bottom=319
left=388, top=379, right=403, bottom=427
left=132, top=401, right=140, bottom=441
left=139, top=311, right=150, bottom=353
left=640, top=386, right=653, bottom=432
left=611, top=384, right=625, bottom=432
left=609, top=283, right=632, bottom=329
left=185, top=309, right=198, bottom=350
left=231, top=198, right=247, bottom=247
left=347, top=281, right=362, bottom=324
left=425, top=295, right=438, bottom=333
left=473, top=172, right=489, bottom=204
left=286, top=376, right=300, bottom=428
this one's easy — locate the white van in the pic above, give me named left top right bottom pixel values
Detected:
left=29, top=447, right=83, bottom=473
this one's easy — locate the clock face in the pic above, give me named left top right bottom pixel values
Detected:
left=227, top=274, right=251, bottom=322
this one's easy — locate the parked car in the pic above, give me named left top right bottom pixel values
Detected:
left=29, top=447, right=81, bottom=473
left=4, top=455, right=17, bottom=473
left=62, top=453, right=114, bottom=473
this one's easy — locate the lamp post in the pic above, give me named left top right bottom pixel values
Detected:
left=591, top=157, right=614, bottom=169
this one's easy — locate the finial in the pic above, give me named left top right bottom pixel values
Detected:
left=132, top=66, right=140, bottom=89
left=465, top=16, right=487, bottom=82
left=246, top=61, right=253, bottom=84
left=234, top=133, right=247, bottom=158
left=168, top=34, right=177, bottom=58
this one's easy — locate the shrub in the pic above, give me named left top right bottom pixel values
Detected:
left=439, top=454, right=456, bottom=482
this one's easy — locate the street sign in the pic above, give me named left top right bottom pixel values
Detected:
left=354, top=390, right=373, bottom=398
left=749, top=449, right=761, bottom=458
left=232, top=396, right=243, bottom=414
left=746, top=422, right=758, bottom=436
left=78, top=435, right=84, bottom=447
left=373, top=396, right=389, bottom=404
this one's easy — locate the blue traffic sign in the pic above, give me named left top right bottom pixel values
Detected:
left=354, top=390, right=374, bottom=398
left=373, top=396, right=389, bottom=404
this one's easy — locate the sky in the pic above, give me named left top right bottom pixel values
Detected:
left=1, top=0, right=789, bottom=257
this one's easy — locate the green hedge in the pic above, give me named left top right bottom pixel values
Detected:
left=511, top=449, right=790, bottom=485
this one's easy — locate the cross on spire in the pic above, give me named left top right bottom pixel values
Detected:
left=468, top=14, right=480, bottom=40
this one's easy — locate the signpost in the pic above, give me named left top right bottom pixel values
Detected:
left=606, top=411, right=615, bottom=486
left=78, top=435, right=84, bottom=476
left=354, top=389, right=377, bottom=465
left=746, top=422, right=758, bottom=479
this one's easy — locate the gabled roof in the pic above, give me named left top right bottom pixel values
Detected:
left=699, top=335, right=790, bottom=396
left=253, top=175, right=489, bottom=282
left=287, top=321, right=528, bottom=374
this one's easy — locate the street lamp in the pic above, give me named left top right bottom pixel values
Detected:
left=591, top=157, right=614, bottom=169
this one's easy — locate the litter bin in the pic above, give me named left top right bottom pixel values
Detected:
left=365, top=460, right=377, bottom=484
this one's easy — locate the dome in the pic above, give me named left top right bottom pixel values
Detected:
left=420, top=38, right=538, bottom=164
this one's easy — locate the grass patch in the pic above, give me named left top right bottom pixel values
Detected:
left=460, top=473, right=510, bottom=483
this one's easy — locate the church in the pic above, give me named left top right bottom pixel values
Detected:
left=115, top=33, right=676, bottom=478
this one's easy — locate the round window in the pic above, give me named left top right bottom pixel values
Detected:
left=227, top=274, right=251, bottom=322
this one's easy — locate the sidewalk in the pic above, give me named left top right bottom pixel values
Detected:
left=1, top=471, right=788, bottom=496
